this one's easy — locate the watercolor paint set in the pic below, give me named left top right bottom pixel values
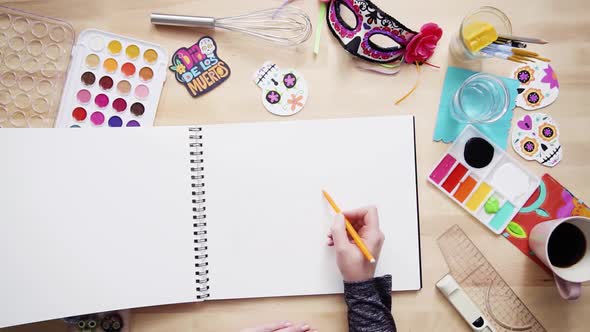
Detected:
left=0, top=5, right=167, bottom=128
left=55, top=29, right=167, bottom=128
left=429, top=126, right=540, bottom=234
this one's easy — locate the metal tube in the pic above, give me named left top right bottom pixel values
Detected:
left=150, top=13, right=216, bottom=28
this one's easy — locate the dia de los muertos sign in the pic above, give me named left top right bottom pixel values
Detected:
left=169, top=36, right=231, bottom=98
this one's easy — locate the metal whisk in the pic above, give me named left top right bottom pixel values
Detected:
left=151, top=7, right=312, bottom=46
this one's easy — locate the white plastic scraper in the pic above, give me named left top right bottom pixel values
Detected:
left=436, top=274, right=496, bottom=332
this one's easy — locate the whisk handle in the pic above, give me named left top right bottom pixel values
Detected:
left=151, top=13, right=216, bottom=28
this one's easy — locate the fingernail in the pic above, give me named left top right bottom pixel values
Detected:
left=284, top=322, right=292, bottom=327
left=301, top=325, right=310, bottom=330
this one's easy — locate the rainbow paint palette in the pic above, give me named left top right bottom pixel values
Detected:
left=55, top=29, right=167, bottom=128
left=429, top=126, right=541, bottom=234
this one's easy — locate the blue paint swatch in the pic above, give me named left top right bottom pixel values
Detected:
left=108, top=116, right=123, bottom=127
left=489, top=201, right=515, bottom=231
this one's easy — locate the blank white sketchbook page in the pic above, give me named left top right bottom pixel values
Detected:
left=0, top=127, right=196, bottom=328
left=204, top=116, right=421, bottom=300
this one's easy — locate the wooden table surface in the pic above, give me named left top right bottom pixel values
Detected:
left=1, top=0, right=589, bottom=331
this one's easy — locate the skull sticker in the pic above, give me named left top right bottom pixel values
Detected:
left=169, top=36, right=231, bottom=98
left=253, top=62, right=309, bottom=116
left=512, top=62, right=559, bottom=111
left=512, top=113, right=562, bottom=167
left=198, top=37, right=216, bottom=56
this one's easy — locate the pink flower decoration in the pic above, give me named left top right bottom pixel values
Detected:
left=404, top=23, right=443, bottom=64
left=267, top=91, right=280, bottom=103
left=541, top=65, right=559, bottom=89
left=284, top=74, right=296, bottom=87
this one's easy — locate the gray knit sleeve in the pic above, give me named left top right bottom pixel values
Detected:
left=343, top=275, right=396, bottom=332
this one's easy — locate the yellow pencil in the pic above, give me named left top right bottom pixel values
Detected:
left=322, top=190, right=376, bottom=264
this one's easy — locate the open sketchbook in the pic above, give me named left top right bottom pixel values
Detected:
left=0, top=116, right=421, bottom=328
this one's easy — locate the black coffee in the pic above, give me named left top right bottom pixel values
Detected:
left=548, top=222, right=587, bottom=268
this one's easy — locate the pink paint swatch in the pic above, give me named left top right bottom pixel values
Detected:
left=95, top=94, right=109, bottom=108
left=90, top=111, right=105, bottom=125
left=134, top=84, right=149, bottom=99
left=429, top=154, right=457, bottom=184
left=76, top=89, right=91, bottom=104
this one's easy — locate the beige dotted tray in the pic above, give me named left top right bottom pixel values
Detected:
left=0, top=5, right=74, bottom=127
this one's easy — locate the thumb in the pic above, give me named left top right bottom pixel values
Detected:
left=331, top=214, right=350, bottom=250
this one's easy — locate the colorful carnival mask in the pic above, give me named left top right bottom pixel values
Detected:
left=512, top=113, right=562, bottom=167
left=512, top=62, right=559, bottom=110
left=326, top=0, right=418, bottom=63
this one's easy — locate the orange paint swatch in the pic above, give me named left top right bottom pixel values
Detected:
left=139, top=67, right=153, bottom=82
left=121, top=62, right=136, bottom=77
left=103, top=58, right=118, bottom=73
left=453, top=176, right=477, bottom=203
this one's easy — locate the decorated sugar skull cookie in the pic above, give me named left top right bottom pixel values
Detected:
left=253, top=62, right=309, bottom=116
left=512, top=62, right=559, bottom=110
left=512, top=113, right=562, bottom=167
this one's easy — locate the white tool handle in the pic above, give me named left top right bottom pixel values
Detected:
left=436, top=275, right=496, bottom=332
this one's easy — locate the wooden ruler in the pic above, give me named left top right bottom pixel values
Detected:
left=437, top=225, right=546, bottom=332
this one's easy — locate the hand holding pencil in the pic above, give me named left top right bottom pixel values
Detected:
left=326, top=204, right=385, bottom=283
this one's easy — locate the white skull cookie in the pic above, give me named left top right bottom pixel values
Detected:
left=512, top=62, right=559, bottom=111
left=253, top=62, right=309, bottom=116
left=512, top=113, right=562, bottom=167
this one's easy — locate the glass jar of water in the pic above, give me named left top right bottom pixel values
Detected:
left=451, top=73, right=509, bottom=123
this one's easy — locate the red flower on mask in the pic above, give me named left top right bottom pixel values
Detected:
left=404, top=23, right=442, bottom=64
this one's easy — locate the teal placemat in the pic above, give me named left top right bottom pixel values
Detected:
left=433, top=66, right=520, bottom=149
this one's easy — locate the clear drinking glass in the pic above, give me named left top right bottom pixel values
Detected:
left=450, top=73, right=509, bottom=124
left=449, top=6, right=512, bottom=61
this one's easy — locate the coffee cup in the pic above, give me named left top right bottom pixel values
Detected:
left=529, top=216, right=590, bottom=300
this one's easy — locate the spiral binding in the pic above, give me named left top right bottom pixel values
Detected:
left=189, top=127, right=209, bottom=300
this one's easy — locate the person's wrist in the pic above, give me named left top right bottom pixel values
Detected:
left=343, top=276, right=373, bottom=283
left=342, top=270, right=375, bottom=283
